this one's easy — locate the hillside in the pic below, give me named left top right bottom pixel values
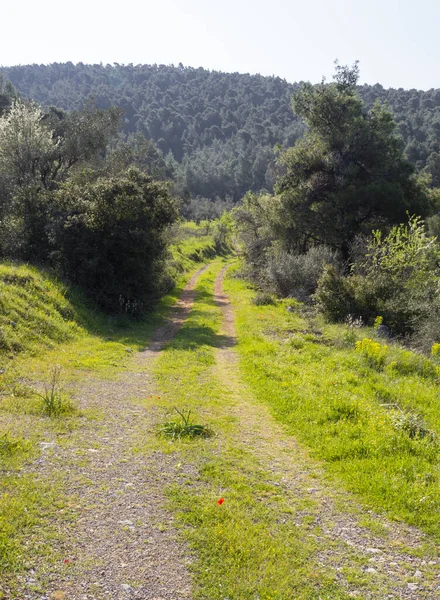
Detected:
left=3, top=63, right=440, bottom=201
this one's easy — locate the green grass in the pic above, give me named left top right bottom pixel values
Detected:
left=0, top=224, right=222, bottom=588
left=224, top=267, right=440, bottom=540
left=168, top=221, right=218, bottom=277
left=0, top=475, right=67, bottom=577
left=148, top=262, right=355, bottom=600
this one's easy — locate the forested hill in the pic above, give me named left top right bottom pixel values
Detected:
left=3, top=62, right=440, bottom=201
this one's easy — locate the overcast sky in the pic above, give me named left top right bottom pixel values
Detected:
left=2, top=0, right=439, bottom=90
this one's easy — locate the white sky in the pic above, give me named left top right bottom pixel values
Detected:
left=2, top=0, right=439, bottom=90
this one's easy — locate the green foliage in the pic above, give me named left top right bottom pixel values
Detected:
left=314, top=265, right=357, bottom=322
left=373, top=316, right=383, bottom=331
left=387, top=350, right=440, bottom=380
left=391, top=411, right=434, bottom=440
left=431, top=342, right=440, bottom=356
left=0, top=433, right=23, bottom=456
left=0, top=75, right=17, bottom=117
left=252, top=292, right=276, bottom=306
left=326, top=399, right=361, bottom=424
left=266, top=245, right=340, bottom=299
left=0, top=99, right=122, bottom=262
left=4, top=63, right=440, bottom=203
left=52, top=167, right=178, bottom=314
left=211, top=211, right=234, bottom=253
left=2, top=63, right=307, bottom=201
left=355, top=338, right=389, bottom=369
left=316, top=216, right=440, bottom=341
left=276, top=64, right=429, bottom=255
left=159, top=408, right=214, bottom=440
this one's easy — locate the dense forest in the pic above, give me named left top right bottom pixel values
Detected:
left=3, top=62, right=440, bottom=202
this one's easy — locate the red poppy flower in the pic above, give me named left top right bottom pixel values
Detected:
left=217, top=497, right=225, bottom=505
left=64, top=559, right=69, bottom=564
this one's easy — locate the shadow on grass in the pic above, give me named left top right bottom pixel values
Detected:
left=64, top=279, right=185, bottom=350
left=170, top=325, right=235, bottom=351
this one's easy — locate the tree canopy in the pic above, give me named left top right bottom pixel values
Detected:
left=2, top=62, right=440, bottom=202
left=275, top=63, right=430, bottom=255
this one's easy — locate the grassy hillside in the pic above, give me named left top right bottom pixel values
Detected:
left=225, top=268, right=440, bottom=539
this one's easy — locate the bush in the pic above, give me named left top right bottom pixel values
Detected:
left=314, top=265, right=357, bottom=321
left=316, top=217, right=440, bottom=341
left=51, top=168, right=178, bottom=315
left=431, top=343, right=440, bottom=357
left=252, top=292, right=276, bottom=306
left=267, top=246, right=340, bottom=299
left=392, top=411, right=434, bottom=440
left=212, top=212, right=234, bottom=254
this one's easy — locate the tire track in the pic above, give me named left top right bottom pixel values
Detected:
left=11, top=265, right=209, bottom=600
left=213, top=266, right=439, bottom=599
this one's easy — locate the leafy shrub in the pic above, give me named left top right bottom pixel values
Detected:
left=392, top=411, right=434, bottom=440
left=431, top=343, right=440, bottom=357
left=342, top=329, right=357, bottom=347
left=314, top=265, right=357, bottom=321
left=355, top=338, right=389, bottom=369
left=267, top=246, right=340, bottom=299
left=316, top=217, right=440, bottom=341
left=212, top=212, right=234, bottom=254
left=51, top=167, right=178, bottom=315
left=252, top=292, right=276, bottom=306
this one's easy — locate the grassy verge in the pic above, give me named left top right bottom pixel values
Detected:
left=148, top=261, right=354, bottom=600
left=224, top=268, right=440, bottom=540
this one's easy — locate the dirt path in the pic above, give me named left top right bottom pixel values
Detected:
left=13, top=266, right=208, bottom=600
left=6, top=263, right=440, bottom=599
left=213, top=266, right=440, bottom=599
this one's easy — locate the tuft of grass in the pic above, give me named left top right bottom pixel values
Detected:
left=391, top=410, right=435, bottom=440
left=159, top=408, right=214, bottom=440
left=34, top=365, right=76, bottom=417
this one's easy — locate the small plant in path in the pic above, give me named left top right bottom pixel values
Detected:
left=159, top=408, right=214, bottom=440
left=35, top=365, right=75, bottom=417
